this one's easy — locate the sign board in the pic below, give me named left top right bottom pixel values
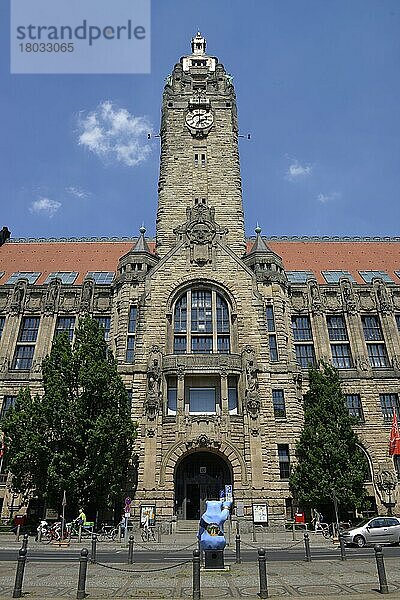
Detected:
left=252, top=503, right=268, bottom=524
left=236, top=502, right=245, bottom=517
left=225, top=484, right=233, bottom=502
left=140, top=504, right=156, bottom=528
left=124, top=512, right=131, bottom=518
left=45, top=508, right=58, bottom=520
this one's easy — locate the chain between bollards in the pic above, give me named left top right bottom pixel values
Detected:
left=235, top=533, right=242, bottom=564
left=374, top=544, right=389, bottom=594
left=303, top=531, right=311, bottom=562
left=128, top=535, right=134, bottom=564
left=192, top=548, right=201, bottom=600
left=77, top=548, right=89, bottom=600
left=338, top=532, right=346, bottom=561
left=257, top=547, right=268, bottom=598
left=90, top=533, right=97, bottom=564
left=12, top=547, right=27, bottom=598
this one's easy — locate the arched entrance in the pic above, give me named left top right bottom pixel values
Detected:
left=174, top=451, right=232, bottom=520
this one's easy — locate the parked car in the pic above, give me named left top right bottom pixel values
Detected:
left=341, top=517, right=400, bottom=547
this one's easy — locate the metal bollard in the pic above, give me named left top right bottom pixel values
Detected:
left=257, top=548, right=268, bottom=599
left=303, top=531, right=311, bottom=562
left=252, top=522, right=257, bottom=542
left=128, top=535, right=134, bottom=564
left=338, top=532, right=346, bottom=561
left=12, top=548, right=27, bottom=598
left=16, top=524, right=21, bottom=542
left=76, top=548, right=89, bottom=600
left=192, top=548, right=201, bottom=600
left=292, top=521, right=296, bottom=541
left=78, top=524, right=82, bottom=544
left=22, top=533, right=29, bottom=552
left=157, top=524, right=161, bottom=543
left=235, top=533, right=242, bottom=564
left=374, top=544, right=389, bottom=594
left=90, top=533, right=97, bottom=564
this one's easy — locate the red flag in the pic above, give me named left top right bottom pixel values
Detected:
left=389, top=412, right=400, bottom=455
left=0, top=433, right=5, bottom=458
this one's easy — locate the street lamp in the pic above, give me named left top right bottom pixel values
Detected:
left=377, top=471, right=397, bottom=516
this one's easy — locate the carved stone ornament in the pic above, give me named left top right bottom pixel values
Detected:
left=145, top=345, right=163, bottom=420
left=44, top=278, right=61, bottom=315
left=242, top=345, right=261, bottom=419
left=308, top=280, right=323, bottom=314
left=340, top=279, right=358, bottom=314
left=10, top=280, right=27, bottom=314
left=80, top=279, right=94, bottom=313
left=146, top=428, right=156, bottom=438
left=293, top=372, right=303, bottom=392
left=185, top=434, right=221, bottom=450
left=174, top=201, right=228, bottom=266
left=355, top=355, right=370, bottom=372
left=375, top=281, right=392, bottom=314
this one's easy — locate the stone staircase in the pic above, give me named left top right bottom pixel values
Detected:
left=175, top=520, right=199, bottom=534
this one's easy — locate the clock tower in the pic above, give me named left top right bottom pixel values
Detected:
left=156, top=33, right=246, bottom=257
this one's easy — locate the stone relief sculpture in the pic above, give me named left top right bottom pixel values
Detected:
left=340, top=279, right=358, bottom=314
left=145, top=345, right=163, bottom=420
left=80, top=279, right=94, bottom=313
left=308, top=280, right=323, bottom=314
left=242, top=346, right=261, bottom=420
left=44, top=278, right=61, bottom=315
left=10, top=280, right=27, bottom=314
left=376, top=281, right=392, bottom=314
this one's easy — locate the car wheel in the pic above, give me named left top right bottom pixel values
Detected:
left=354, top=535, right=366, bottom=548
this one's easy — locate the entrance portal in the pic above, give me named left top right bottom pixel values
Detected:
left=174, top=451, right=232, bottom=520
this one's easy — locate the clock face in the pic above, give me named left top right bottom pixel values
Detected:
left=185, top=108, right=214, bottom=130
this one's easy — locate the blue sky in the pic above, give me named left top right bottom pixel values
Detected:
left=0, top=0, right=399, bottom=239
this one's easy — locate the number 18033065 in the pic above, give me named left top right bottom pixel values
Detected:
left=19, top=42, right=74, bottom=52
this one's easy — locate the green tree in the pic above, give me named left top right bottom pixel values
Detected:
left=2, top=316, right=137, bottom=512
left=289, top=361, right=368, bottom=519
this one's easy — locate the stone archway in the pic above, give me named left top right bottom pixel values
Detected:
left=174, top=450, right=232, bottom=520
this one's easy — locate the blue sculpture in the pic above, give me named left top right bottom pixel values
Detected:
left=197, top=499, right=232, bottom=551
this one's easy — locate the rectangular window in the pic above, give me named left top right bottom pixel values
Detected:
left=45, top=272, right=78, bottom=285
left=327, top=315, right=348, bottom=341
left=128, top=307, right=137, bottom=333
left=0, top=317, right=5, bottom=340
left=292, top=316, right=313, bottom=341
left=266, top=306, right=276, bottom=332
left=191, top=291, right=212, bottom=333
left=86, top=271, right=114, bottom=285
left=55, top=317, right=75, bottom=341
left=18, top=317, right=40, bottom=342
left=0, top=396, right=16, bottom=421
left=95, top=316, right=111, bottom=341
left=345, top=394, right=364, bottom=422
left=331, top=344, right=352, bottom=369
left=216, top=295, right=229, bottom=333
left=269, top=335, right=278, bottom=362
left=272, top=390, right=286, bottom=418
left=126, top=336, right=135, bottom=364
left=380, top=393, right=400, bottom=421
left=267, top=306, right=278, bottom=362
left=7, top=272, right=40, bottom=285
left=201, top=153, right=206, bottom=167
left=217, top=336, right=230, bottom=354
left=295, top=344, right=316, bottom=368
left=362, top=315, right=388, bottom=367
left=189, top=387, right=216, bottom=414
left=286, top=271, right=314, bottom=284
left=228, top=376, right=238, bottom=414
left=173, top=336, right=187, bottom=354
left=167, top=376, right=177, bottom=415
left=194, top=153, right=199, bottom=167
left=12, top=345, right=34, bottom=370
left=278, top=444, right=290, bottom=479
left=191, top=336, right=213, bottom=354
left=322, top=271, right=355, bottom=284
left=359, top=271, right=393, bottom=283
left=174, top=296, right=187, bottom=333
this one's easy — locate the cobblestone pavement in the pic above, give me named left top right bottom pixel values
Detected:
left=2, top=531, right=400, bottom=599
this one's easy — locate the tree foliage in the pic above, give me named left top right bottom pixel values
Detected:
left=2, top=316, right=137, bottom=511
left=289, top=362, right=368, bottom=517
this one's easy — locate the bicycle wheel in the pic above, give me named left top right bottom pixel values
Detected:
left=111, top=528, right=119, bottom=541
left=41, top=531, right=53, bottom=544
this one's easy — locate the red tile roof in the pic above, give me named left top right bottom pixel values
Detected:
left=0, top=238, right=399, bottom=285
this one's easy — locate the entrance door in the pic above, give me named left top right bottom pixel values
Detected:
left=175, top=451, right=232, bottom=520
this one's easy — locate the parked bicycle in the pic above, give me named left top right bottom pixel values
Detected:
left=97, top=523, right=119, bottom=542
left=141, top=525, right=156, bottom=542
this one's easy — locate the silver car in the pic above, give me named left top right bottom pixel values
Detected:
left=341, top=517, right=400, bottom=547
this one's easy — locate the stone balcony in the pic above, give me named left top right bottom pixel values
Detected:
left=162, top=353, right=242, bottom=374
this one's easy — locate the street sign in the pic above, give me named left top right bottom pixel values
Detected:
left=125, top=497, right=132, bottom=506
left=225, top=484, right=233, bottom=502
left=62, top=490, right=67, bottom=507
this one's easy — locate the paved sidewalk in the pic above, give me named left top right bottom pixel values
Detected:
left=2, top=530, right=400, bottom=599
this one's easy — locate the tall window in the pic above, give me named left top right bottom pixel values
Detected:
left=0, top=396, right=16, bottom=421
left=167, top=376, right=177, bottom=415
left=272, top=390, right=286, bottom=418
left=95, top=316, right=111, bottom=341
left=228, top=376, right=238, bottom=414
left=54, top=316, right=75, bottom=342
left=292, top=315, right=315, bottom=368
left=126, top=306, right=137, bottom=363
left=173, top=289, right=231, bottom=354
left=345, top=394, right=364, bottom=422
left=185, top=375, right=220, bottom=415
left=278, top=445, right=290, bottom=479
left=0, top=317, right=5, bottom=340
left=380, top=393, right=400, bottom=422
left=266, top=306, right=278, bottom=362
left=362, top=315, right=388, bottom=367
left=327, top=315, right=352, bottom=368
left=12, top=317, right=40, bottom=370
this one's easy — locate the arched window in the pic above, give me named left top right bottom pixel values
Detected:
left=173, top=288, right=230, bottom=354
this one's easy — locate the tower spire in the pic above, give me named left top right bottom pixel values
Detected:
left=191, top=31, right=206, bottom=55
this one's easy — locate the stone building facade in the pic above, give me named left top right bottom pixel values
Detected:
left=1, top=34, right=400, bottom=524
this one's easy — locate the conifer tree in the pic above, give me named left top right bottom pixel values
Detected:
left=2, top=316, right=136, bottom=512
left=289, top=362, right=368, bottom=519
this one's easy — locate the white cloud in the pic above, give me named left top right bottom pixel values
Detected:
left=77, top=101, right=153, bottom=167
left=66, top=186, right=91, bottom=199
left=285, top=159, right=313, bottom=180
left=29, top=197, right=61, bottom=218
left=317, top=192, right=340, bottom=204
